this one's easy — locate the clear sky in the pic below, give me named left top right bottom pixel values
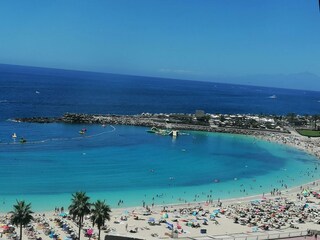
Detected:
left=0, top=0, right=319, bottom=82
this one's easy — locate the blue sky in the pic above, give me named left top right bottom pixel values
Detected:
left=0, top=0, right=319, bottom=82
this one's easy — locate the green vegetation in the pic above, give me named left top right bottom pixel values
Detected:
left=8, top=193, right=111, bottom=240
left=91, top=200, right=112, bottom=240
left=10, top=200, right=34, bottom=240
left=68, top=192, right=111, bottom=240
left=297, top=129, right=320, bottom=137
left=69, top=192, right=91, bottom=240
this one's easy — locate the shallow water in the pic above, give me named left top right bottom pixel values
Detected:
left=0, top=122, right=319, bottom=212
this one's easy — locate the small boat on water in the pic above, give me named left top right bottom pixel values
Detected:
left=20, top=137, right=27, bottom=144
left=79, top=128, right=87, bottom=134
left=147, top=127, right=180, bottom=137
left=146, top=127, right=158, bottom=133
left=12, top=133, right=17, bottom=139
left=147, top=127, right=171, bottom=136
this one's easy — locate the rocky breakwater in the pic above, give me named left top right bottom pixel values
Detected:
left=14, top=113, right=289, bottom=137
left=14, top=116, right=60, bottom=123
left=15, top=113, right=162, bottom=126
left=62, top=113, right=159, bottom=126
left=15, top=113, right=211, bottom=129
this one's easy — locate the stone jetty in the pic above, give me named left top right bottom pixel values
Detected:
left=14, top=113, right=289, bottom=135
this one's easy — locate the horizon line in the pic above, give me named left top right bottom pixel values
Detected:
left=0, top=62, right=319, bottom=93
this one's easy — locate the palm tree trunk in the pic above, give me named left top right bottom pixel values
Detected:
left=78, top=218, right=82, bottom=240
left=20, top=223, right=22, bottom=240
left=98, top=227, right=101, bottom=240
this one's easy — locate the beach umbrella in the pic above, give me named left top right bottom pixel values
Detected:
left=302, top=189, right=310, bottom=196
left=210, top=214, right=216, bottom=219
left=59, top=212, right=67, bottom=217
left=211, top=210, right=219, bottom=217
left=176, top=222, right=182, bottom=229
left=87, top=228, right=93, bottom=236
left=1, top=225, right=9, bottom=230
left=162, top=213, right=168, bottom=219
left=165, top=222, right=173, bottom=230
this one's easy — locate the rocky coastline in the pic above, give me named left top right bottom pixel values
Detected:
left=14, top=113, right=320, bottom=159
left=14, top=113, right=290, bottom=136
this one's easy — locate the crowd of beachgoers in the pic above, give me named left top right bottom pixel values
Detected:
left=1, top=129, right=320, bottom=240
left=251, top=128, right=320, bottom=159
left=0, top=181, right=319, bottom=240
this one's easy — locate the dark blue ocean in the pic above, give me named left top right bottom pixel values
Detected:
left=0, top=65, right=319, bottom=212
left=0, top=64, right=320, bottom=121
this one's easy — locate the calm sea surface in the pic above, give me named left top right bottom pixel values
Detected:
left=0, top=65, right=319, bottom=212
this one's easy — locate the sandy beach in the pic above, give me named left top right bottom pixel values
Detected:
left=2, top=0, right=320, bottom=238
left=1, top=180, right=319, bottom=240
left=252, top=127, right=320, bottom=160
left=1, top=130, right=320, bottom=240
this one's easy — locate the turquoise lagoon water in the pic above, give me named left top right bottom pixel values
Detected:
left=0, top=122, right=319, bottom=212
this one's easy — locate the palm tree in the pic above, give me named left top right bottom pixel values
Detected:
left=287, top=112, right=297, bottom=125
left=68, top=192, right=91, bottom=240
left=91, top=200, right=111, bottom=240
left=10, top=200, right=34, bottom=240
left=312, top=114, right=319, bottom=130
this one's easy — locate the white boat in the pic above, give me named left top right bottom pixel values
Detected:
left=12, top=133, right=17, bottom=138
